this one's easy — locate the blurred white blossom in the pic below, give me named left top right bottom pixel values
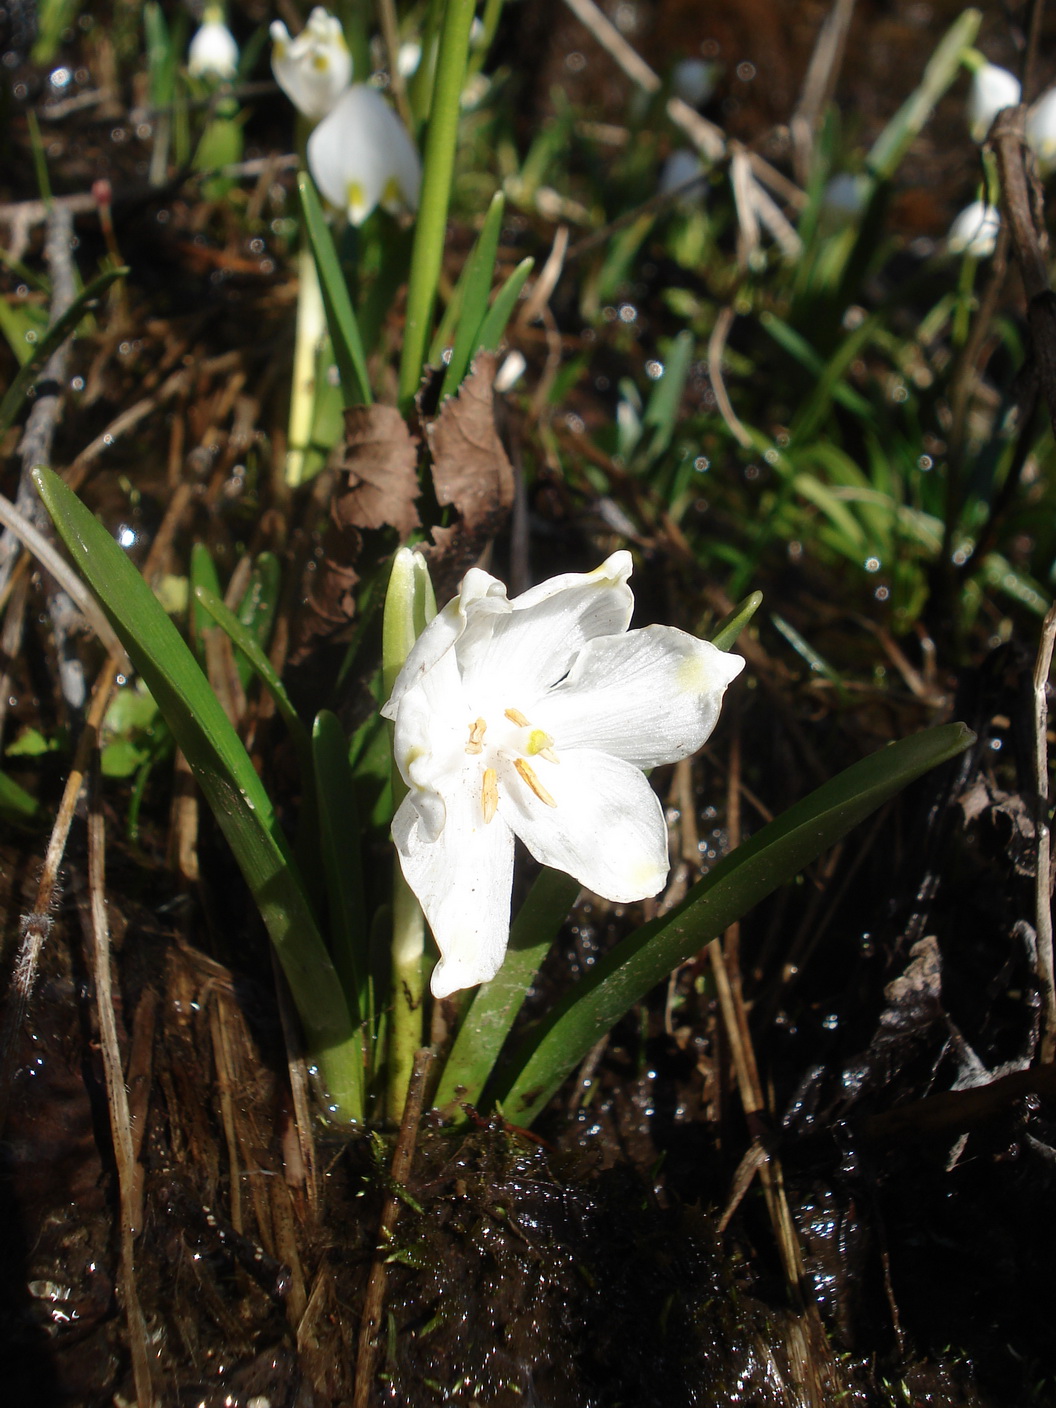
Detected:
left=947, top=200, right=1001, bottom=258
left=1027, top=87, right=1056, bottom=174
left=188, top=9, right=238, bottom=82
left=307, top=84, right=421, bottom=224
left=672, top=57, right=717, bottom=108
left=270, top=6, right=352, bottom=120
left=967, top=63, right=1020, bottom=143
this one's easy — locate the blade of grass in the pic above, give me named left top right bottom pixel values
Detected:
left=313, top=710, right=370, bottom=1031
left=440, top=191, right=505, bottom=399
left=475, top=256, right=534, bottom=352
left=297, top=171, right=372, bottom=406
left=0, top=267, right=127, bottom=437
left=34, top=467, right=364, bottom=1123
left=194, top=585, right=311, bottom=768
left=398, top=0, right=478, bottom=407
left=494, top=723, right=975, bottom=1123
left=434, top=868, right=581, bottom=1112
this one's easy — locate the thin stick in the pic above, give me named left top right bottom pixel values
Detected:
left=708, top=307, right=753, bottom=449
left=0, top=654, right=120, bottom=1136
left=86, top=756, right=155, bottom=1407
left=352, top=1048, right=435, bottom=1408
left=1034, top=603, right=1056, bottom=1062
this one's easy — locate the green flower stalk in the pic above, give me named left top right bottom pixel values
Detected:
left=382, top=547, right=437, bottom=1122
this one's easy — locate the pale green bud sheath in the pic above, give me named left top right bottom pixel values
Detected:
left=382, top=547, right=436, bottom=1122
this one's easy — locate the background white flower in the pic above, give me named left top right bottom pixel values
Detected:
left=188, top=10, right=238, bottom=82
left=967, top=63, right=1020, bottom=143
left=947, top=200, right=1001, bottom=258
left=1027, top=87, right=1056, bottom=174
left=307, top=84, right=421, bottom=224
left=270, top=6, right=352, bottom=120
left=383, top=552, right=745, bottom=998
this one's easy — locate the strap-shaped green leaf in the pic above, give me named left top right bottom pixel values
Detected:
left=297, top=170, right=372, bottom=406
left=0, top=266, right=127, bottom=437
left=33, top=466, right=364, bottom=1123
left=494, top=722, right=974, bottom=1124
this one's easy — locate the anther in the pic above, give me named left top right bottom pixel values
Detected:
left=504, top=707, right=530, bottom=727
left=481, top=768, right=499, bottom=823
left=514, top=758, right=557, bottom=807
left=465, top=717, right=487, bottom=755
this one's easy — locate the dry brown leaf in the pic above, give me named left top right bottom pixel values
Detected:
left=422, top=354, right=515, bottom=596
left=428, top=353, right=514, bottom=530
left=334, top=404, right=421, bottom=539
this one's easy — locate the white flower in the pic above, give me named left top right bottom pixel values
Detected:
left=821, top=172, right=868, bottom=218
left=672, top=57, right=717, bottom=108
left=947, top=200, right=1001, bottom=258
left=1027, top=86, right=1056, bottom=174
left=967, top=63, right=1020, bottom=143
left=188, top=11, right=238, bottom=82
left=382, top=551, right=745, bottom=998
left=307, top=84, right=421, bottom=224
left=270, top=6, right=352, bottom=120
left=659, top=149, right=706, bottom=206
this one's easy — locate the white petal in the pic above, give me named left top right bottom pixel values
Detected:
left=457, top=551, right=635, bottom=704
left=271, top=8, right=351, bottom=119
left=392, top=648, right=469, bottom=842
left=307, top=85, right=420, bottom=224
left=498, top=749, right=669, bottom=903
left=537, top=626, right=744, bottom=768
left=947, top=201, right=1001, bottom=258
left=383, top=566, right=506, bottom=720
left=1027, top=87, right=1056, bottom=173
left=392, top=790, right=516, bottom=998
left=967, top=63, right=1020, bottom=143
left=189, top=20, right=239, bottom=80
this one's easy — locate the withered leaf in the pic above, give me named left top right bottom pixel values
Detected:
left=427, top=353, right=514, bottom=530
left=421, top=353, right=515, bottom=598
left=334, top=404, right=421, bottom=539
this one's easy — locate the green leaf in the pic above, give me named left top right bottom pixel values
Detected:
left=495, top=722, right=975, bottom=1124
left=297, top=170, right=372, bottom=406
left=474, top=257, right=534, bottom=354
left=313, top=710, right=370, bottom=1029
left=194, top=584, right=311, bottom=769
left=641, top=329, right=694, bottom=462
left=0, top=768, right=45, bottom=827
left=0, top=266, right=127, bottom=438
left=440, top=191, right=505, bottom=399
left=867, top=10, right=981, bottom=184
left=434, top=868, right=581, bottom=1113
left=33, top=466, right=364, bottom=1123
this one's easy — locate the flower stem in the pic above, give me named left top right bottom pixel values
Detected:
left=397, top=0, right=477, bottom=409
left=285, top=245, right=327, bottom=486
left=386, top=864, right=427, bottom=1125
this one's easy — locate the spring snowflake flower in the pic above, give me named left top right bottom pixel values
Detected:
left=947, top=200, right=1001, bottom=258
left=1027, top=87, right=1056, bottom=174
left=967, top=63, right=1020, bottom=143
left=307, top=84, right=421, bottom=224
left=270, top=6, right=351, bottom=121
left=188, top=9, right=238, bottom=82
left=382, top=551, right=745, bottom=998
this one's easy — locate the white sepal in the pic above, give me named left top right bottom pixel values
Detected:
left=307, top=84, right=421, bottom=225
left=270, top=7, right=352, bottom=120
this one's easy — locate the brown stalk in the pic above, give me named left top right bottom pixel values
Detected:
left=85, top=755, right=155, bottom=1407
left=352, top=1048, right=436, bottom=1408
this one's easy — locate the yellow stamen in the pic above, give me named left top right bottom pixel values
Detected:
left=465, top=717, right=487, bottom=755
left=504, top=707, right=530, bottom=727
left=514, top=758, right=557, bottom=808
left=481, top=767, right=499, bottom=823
